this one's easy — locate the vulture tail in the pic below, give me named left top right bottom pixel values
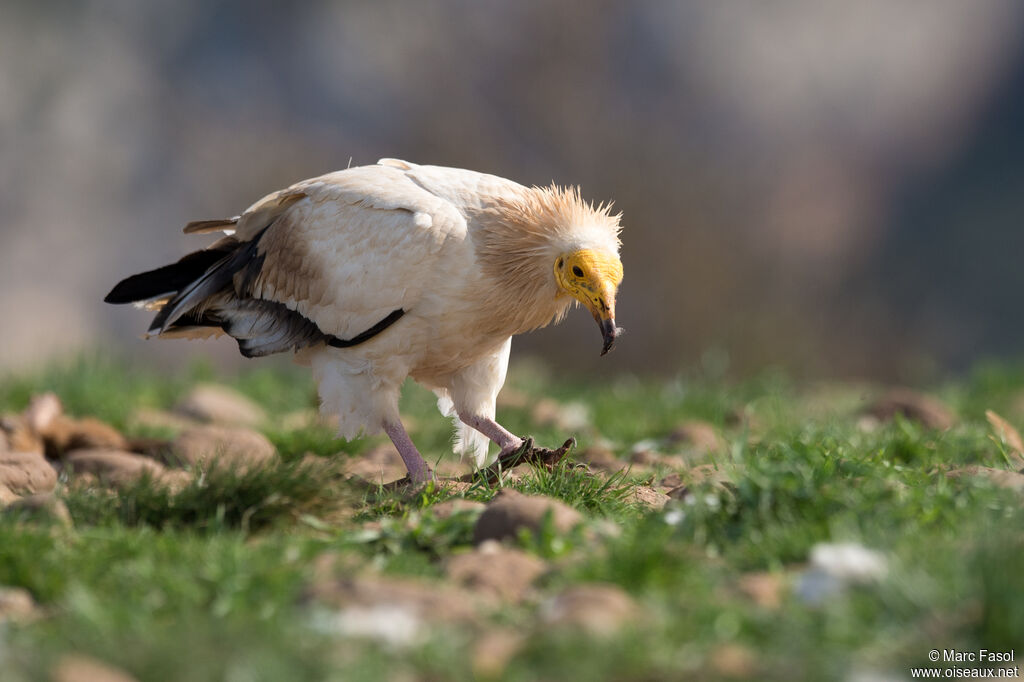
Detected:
left=103, top=248, right=229, bottom=305
left=106, top=224, right=405, bottom=358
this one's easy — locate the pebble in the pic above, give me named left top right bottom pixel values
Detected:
left=169, top=425, right=277, bottom=471
left=174, top=383, right=267, bottom=427
left=540, top=584, right=638, bottom=635
left=865, top=388, right=955, bottom=430
left=473, top=489, right=583, bottom=544
left=445, top=541, right=548, bottom=603
left=0, top=451, right=58, bottom=495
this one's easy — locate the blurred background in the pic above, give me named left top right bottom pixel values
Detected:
left=2, top=0, right=1023, bottom=381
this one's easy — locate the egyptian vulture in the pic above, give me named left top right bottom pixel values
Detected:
left=105, top=159, right=624, bottom=482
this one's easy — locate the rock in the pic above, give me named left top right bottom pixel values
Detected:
left=472, top=628, right=526, bottom=679
left=445, top=541, right=548, bottom=603
left=797, top=542, right=888, bottom=604
left=169, top=425, right=277, bottom=471
left=124, top=436, right=173, bottom=460
left=174, top=383, right=267, bottom=427
left=65, top=449, right=188, bottom=491
left=576, top=446, right=624, bottom=472
left=305, top=574, right=481, bottom=625
left=0, top=415, right=44, bottom=455
left=946, top=466, right=1024, bottom=491
left=665, top=463, right=733, bottom=500
left=737, top=572, right=785, bottom=609
left=428, top=498, right=486, bottom=520
left=666, top=420, right=721, bottom=454
left=342, top=444, right=409, bottom=483
left=40, top=416, right=128, bottom=458
left=865, top=388, right=955, bottom=430
left=52, top=655, right=139, bottom=682
left=496, top=387, right=530, bottom=409
left=709, top=643, right=757, bottom=678
left=0, top=484, right=18, bottom=505
left=473, top=489, right=584, bottom=545
left=531, top=398, right=590, bottom=431
left=630, top=485, right=670, bottom=510
left=658, top=472, right=684, bottom=490
left=24, top=392, right=63, bottom=432
left=629, top=448, right=687, bottom=470
left=4, top=493, right=72, bottom=526
left=985, top=410, right=1024, bottom=467
left=129, top=408, right=201, bottom=433
left=0, top=452, right=58, bottom=495
left=0, top=586, right=38, bottom=622
left=540, top=584, right=638, bottom=635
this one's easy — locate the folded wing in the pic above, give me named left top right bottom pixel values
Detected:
left=106, top=164, right=467, bottom=357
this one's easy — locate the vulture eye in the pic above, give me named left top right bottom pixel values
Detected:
left=572, top=266, right=584, bottom=277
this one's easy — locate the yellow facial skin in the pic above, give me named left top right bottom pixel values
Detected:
left=554, top=249, right=624, bottom=355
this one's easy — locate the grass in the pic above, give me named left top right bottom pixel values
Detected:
left=0, top=354, right=1022, bottom=681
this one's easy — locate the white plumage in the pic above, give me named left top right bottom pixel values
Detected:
left=106, top=159, right=624, bottom=481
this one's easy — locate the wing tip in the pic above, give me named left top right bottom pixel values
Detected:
left=183, top=218, right=239, bottom=235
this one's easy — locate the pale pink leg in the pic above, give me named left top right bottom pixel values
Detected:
left=458, top=412, right=525, bottom=456
left=382, top=420, right=432, bottom=483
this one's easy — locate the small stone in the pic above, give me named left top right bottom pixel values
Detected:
left=709, top=643, right=757, bottom=678
left=865, top=388, right=955, bottom=430
left=4, top=493, right=72, bottom=526
left=342, top=444, right=409, bottom=483
left=446, top=542, right=548, bottom=603
left=125, top=436, right=173, bottom=459
left=169, top=425, right=277, bottom=471
left=428, top=498, right=486, bottom=520
left=665, top=464, right=732, bottom=501
left=473, top=489, right=583, bottom=545
left=0, top=586, right=38, bottom=622
left=65, top=449, right=185, bottom=491
left=0, top=415, right=44, bottom=455
left=540, top=584, right=638, bottom=635
left=41, top=416, right=128, bottom=458
left=305, top=574, right=481, bottom=625
left=531, top=399, right=590, bottom=431
left=630, top=485, right=670, bottom=510
left=472, top=628, right=526, bottom=679
left=0, top=484, right=18, bottom=505
left=737, top=572, right=785, bottom=609
left=129, top=408, right=201, bottom=432
left=52, top=655, right=139, bottom=682
left=496, top=387, right=530, bottom=409
left=946, top=466, right=1024, bottom=491
left=0, top=452, right=58, bottom=495
left=985, top=410, right=1024, bottom=467
left=23, top=392, right=63, bottom=432
left=797, top=542, right=888, bottom=604
left=658, top=472, right=684, bottom=490
left=576, top=446, right=624, bottom=472
left=666, top=420, right=721, bottom=454
left=174, top=383, right=267, bottom=427
left=629, top=448, right=688, bottom=470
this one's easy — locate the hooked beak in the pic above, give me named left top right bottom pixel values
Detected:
left=598, top=314, right=620, bottom=356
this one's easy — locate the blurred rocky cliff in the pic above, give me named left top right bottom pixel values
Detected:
left=2, top=0, right=1023, bottom=379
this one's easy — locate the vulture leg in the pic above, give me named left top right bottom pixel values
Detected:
left=457, top=412, right=525, bottom=457
left=383, top=420, right=433, bottom=483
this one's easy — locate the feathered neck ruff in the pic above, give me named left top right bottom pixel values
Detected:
left=470, top=184, right=622, bottom=336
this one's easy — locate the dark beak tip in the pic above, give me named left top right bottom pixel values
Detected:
left=598, top=319, right=620, bottom=356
